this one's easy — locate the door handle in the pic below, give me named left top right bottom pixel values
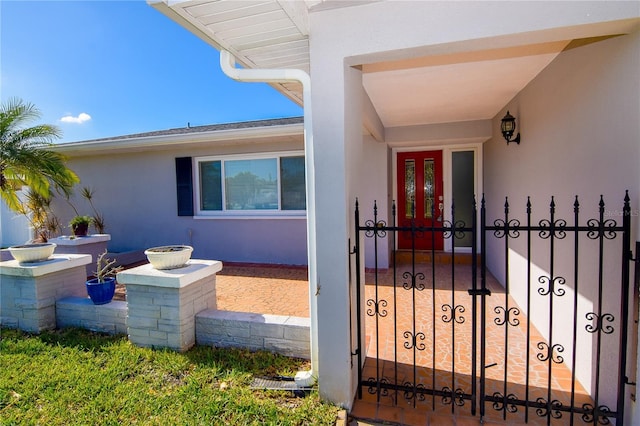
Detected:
left=437, top=202, right=444, bottom=222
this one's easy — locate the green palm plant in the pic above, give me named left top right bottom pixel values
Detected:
left=81, top=186, right=106, bottom=233
left=0, top=98, right=79, bottom=214
left=13, top=188, right=62, bottom=242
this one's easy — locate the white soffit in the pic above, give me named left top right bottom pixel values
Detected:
left=151, top=0, right=324, bottom=105
left=362, top=41, right=570, bottom=128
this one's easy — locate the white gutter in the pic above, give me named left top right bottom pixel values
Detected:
left=219, top=50, right=318, bottom=386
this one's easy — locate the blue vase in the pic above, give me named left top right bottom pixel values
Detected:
left=86, top=277, right=116, bottom=305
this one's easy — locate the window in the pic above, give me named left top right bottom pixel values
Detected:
left=196, top=153, right=306, bottom=216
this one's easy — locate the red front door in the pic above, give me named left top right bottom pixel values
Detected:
left=397, top=150, right=444, bottom=250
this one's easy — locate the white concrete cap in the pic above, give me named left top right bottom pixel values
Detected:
left=117, top=259, right=223, bottom=288
left=0, top=254, right=92, bottom=277
left=48, top=234, right=111, bottom=246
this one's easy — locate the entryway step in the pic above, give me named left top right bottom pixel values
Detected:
left=394, top=250, right=479, bottom=265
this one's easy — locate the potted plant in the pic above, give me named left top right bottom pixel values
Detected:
left=69, top=215, right=93, bottom=237
left=8, top=242, right=57, bottom=263
left=144, top=245, right=193, bottom=270
left=81, top=186, right=107, bottom=234
left=85, top=250, right=122, bottom=305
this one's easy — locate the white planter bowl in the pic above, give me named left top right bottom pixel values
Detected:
left=144, top=245, right=193, bottom=270
left=8, top=243, right=57, bottom=263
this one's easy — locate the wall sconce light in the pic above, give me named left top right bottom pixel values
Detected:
left=501, top=110, right=520, bottom=145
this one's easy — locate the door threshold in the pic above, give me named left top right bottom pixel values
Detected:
left=393, top=250, right=479, bottom=264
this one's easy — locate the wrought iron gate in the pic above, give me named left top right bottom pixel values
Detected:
left=353, top=193, right=635, bottom=424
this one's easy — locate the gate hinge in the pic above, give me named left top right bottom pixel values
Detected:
left=468, top=288, right=492, bottom=296
left=625, top=376, right=637, bottom=387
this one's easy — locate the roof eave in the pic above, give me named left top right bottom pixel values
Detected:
left=53, top=122, right=304, bottom=156
left=147, top=0, right=304, bottom=106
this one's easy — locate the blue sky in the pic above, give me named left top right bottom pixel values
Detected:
left=0, top=0, right=303, bottom=143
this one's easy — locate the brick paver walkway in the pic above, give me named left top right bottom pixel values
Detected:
left=215, top=263, right=309, bottom=317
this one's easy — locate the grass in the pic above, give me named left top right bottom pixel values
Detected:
left=0, top=328, right=339, bottom=425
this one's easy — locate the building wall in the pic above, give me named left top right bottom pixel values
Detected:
left=52, top=139, right=308, bottom=265
left=1, top=192, right=31, bottom=246
left=308, top=0, right=639, bottom=412
left=483, top=29, right=640, bottom=414
left=358, top=134, right=390, bottom=270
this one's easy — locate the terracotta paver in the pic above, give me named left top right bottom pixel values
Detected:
left=215, top=263, right=309, bottom=317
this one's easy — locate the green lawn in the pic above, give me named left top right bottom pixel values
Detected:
left=0, top=328, right=338, bottom=425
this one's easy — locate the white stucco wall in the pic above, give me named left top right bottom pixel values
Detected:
left=51, top=139, right=309, bottom=265
left=1, top=195, right=31, bottom=246
left=358, top=134, right=390, bottom=270
left=483, top=29, right=640, bottom=419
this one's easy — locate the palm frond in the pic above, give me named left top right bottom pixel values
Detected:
left=0, top=98, right=77, bottom=219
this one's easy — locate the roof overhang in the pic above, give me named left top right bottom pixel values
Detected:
left=53, top=122, right=304, bottom=156
left=148, top=1, right=640, bottom=137
left=149, top=0, right=323, bottom=106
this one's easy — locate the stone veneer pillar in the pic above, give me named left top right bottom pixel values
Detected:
left=117, top=259, right=222, bottom=352
left=0, top=254, right=91, bottom=332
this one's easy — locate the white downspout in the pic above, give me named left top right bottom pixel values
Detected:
left=219, top=50, right=318, bottom=386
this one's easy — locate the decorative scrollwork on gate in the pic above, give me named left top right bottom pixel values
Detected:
left=403, top=331, right=426, bottom=351
left=442, top=304, right=465, bottom=324
left=441, top=387, right=465, bottom=406
left=409, top=221, right=426, bottom=239
left=364, top=219, right=387, bottom=238
left=586, top=218, right=618, bottom=240
left=494, top=306, right=520, bottom=327
left=492, top=218, right=520, bottom=239
left=366, top=299, right=388, bottom=317
left=537, top=275, right=566, bottom=297
left=402, top=271, right=426, bottom=291
left=491, top=392, right=518, bottom=413
left=442, top=220, right=467, bottom=240
left=367, top=377, right=390, bottom=396
left=585, top=312, right=615, bottom=334
left=582, top=403, right=612, bottom=425
left=402, top=382, right=426, bottom=402
left=538, top=218, right=567, bottom=239
left=536, top=342, right=565, bottom=364
left=535, top=398, right=563, bottom=419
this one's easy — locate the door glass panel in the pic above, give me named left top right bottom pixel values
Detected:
left=452, top=151, right=475, bottom=247
left=424, top=159, right=434, bottom=219
left=404, top=159, right=415, bottom=218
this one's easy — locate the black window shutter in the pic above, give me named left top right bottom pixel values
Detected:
left=175, top=157, right=194, bottom=216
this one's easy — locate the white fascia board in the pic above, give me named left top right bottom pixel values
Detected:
left=147, top=0, right=304, bottom=106
left=52, top=123, right=304, bottom=155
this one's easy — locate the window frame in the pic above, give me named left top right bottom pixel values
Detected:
left=194, top=151, right=306, bottom=219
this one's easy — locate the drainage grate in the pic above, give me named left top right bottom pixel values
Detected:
left=250, top=376, right=312, bottom=397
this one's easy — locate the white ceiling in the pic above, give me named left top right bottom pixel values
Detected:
left=362, top=45, right=567, bottom=128
left=151, top=1, right=633, bottom=131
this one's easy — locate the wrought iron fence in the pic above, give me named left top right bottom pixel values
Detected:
left=354, top=192, right=635, bottom=424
